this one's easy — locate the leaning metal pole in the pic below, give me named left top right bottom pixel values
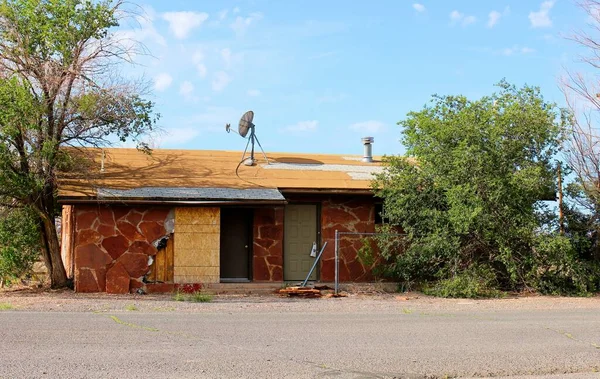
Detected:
left=334, top=230, right=339, bottom=295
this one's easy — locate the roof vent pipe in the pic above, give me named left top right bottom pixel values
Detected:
left=362, top=137, right=374, bottom=163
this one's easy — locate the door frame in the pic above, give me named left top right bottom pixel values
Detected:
left=282, top=202, right=322, bottom=281
left=219, top=206, right=254, bottom=282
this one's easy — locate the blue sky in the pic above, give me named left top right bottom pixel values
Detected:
left=117, top=0, right=587, bottom=156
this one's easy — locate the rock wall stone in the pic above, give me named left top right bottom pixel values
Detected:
left=252, top=207, right=284, bottom=281
left=73, top=205, right=170, bottom=293
left=320, top=196, right=376, bottom=282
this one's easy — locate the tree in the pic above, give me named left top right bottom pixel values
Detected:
left=0, top=0, right=158, bottom=288
left=0, top=207, right=41, bottom=286
left=373, top=82, right=597, bottom=294
left=561, top=0, right=600, bottom=241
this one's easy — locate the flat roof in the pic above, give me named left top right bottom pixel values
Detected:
left=58, top=148, right=386, bottom=202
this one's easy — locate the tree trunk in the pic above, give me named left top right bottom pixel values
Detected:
left=39, top=212, right=68, bottom=288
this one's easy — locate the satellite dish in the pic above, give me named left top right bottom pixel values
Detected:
left=238, top=111, right=254, bottom=138
left=225, top=110, right=269, bottom=166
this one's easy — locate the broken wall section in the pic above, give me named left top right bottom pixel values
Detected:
left=73, top=205, right=171, bottom=293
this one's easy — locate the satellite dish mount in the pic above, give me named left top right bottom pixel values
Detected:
left=227, top=110, right=269, bottom=166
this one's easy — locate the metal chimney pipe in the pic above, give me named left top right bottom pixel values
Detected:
left=362, top=137, right=374, bottom=162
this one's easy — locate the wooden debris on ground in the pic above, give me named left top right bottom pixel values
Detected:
left=278, top=286, right=322, bottom=298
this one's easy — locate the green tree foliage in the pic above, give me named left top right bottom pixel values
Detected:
left=374, top=81, right=599, bottom=296
left=0, top=207, right=41, bottom=286
left=0, top=0, right=158, bottom=288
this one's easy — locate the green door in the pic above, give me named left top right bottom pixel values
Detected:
left=284, top=204, right=318, bottom=281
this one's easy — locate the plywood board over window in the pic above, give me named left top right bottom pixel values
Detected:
left=173, top=207, right=220, bottom=283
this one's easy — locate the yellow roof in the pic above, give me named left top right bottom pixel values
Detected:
left=58, top=148, right=385, bottom=200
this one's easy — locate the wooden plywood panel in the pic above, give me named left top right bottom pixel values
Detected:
left=148, top=235, right=174, bottom=283
left=173, top=207, right=220, bottom=284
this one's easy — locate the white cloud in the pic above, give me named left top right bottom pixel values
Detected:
left=230, top=12, right=263, bottom=36
left=114, top=5, right=166, bottom=54
left=192, top=49, right=207, bottom=78
left=179, top=81, right=194, bottom=97
left=163, top=11, right=209, bottom=39
left=221, top=48, right=232, bottom=67
left=488, top=11, right=502, bottom=28
left=349, top=121, right=386, bottom=133
left=154, top=73, right=173, bottom=91
left=233, top=7, right=240, bottom=13
left=212, top=71, right=232, bottom=92
left=488, top=7, right=510, bottom=28
left=450, top=10, right=476, bottom=27
left=285, top=120, right=318, bottom=132
left=158, top=127, right=201, bottom=146
left=247, top=89, right=261, bottom=97
left=529, top=1, right=555, bottom=28
left=475, top=45, right=536, bottom=56
left=413, top=3, right=426, bottom=13
left=218, top=9, right=228, bottom=21
left=197, top=63, right=207, bottom=78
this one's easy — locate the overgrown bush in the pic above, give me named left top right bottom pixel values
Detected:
left=423, top=265, right=505, bottom=298
left=0, top=208, right=41, bottom=286
left=373, top=82, right=600, bottom=297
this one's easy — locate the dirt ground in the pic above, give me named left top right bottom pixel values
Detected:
left=2, top=285, right=600, bottom=313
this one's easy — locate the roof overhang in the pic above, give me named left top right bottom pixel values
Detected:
left=58, top=187, right=287, bottom=206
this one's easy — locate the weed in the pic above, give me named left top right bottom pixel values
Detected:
left=190, top=292, right=213, bottom=303
left=172, top=291, right=185, bottom=302
left=124, top=304, right=139, bottom=311
left=0, top=303, right=13, bottom=310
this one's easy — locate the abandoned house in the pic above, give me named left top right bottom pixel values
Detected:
left=58, top=138, right=387, bottom=293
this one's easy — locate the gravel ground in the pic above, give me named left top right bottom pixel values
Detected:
left=1, top=287, right=600, bottom=313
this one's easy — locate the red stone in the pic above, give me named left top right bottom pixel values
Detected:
left=139, top=221, right=166, bottom=242
left=271, top=265, right=283, bottom=281
left=125, top=210, right=144, bottom=227
left=102, top=235, right=129, bottom=260
left=117, top=220, right=144, bottom=241
left=112, top=207, right=130, bottom=222
left=75, top=268, right=101, bottom=292
left=260, top=225, right=282, bottom=240
left=142, top=208, right=169, bottom=223
left=346, top=258, right=367, bottom=280
left=117, top=253, right=150, bottom=278
left=75, top=229, right=102, bottom=245
left=97, top=224, right=116, bottom=238
left=320, top=259, right=335, bottom=282
left=76, top=211, right=98, bottom=231
left=75, top=244, right=113, bottom=270
left=253, top=257, right=270, bottom=281
left=129, top=240, right=157, bottom=256
left=106, top=262, right=130, bottom=294
left=266, top=255, right=282, bottom=266
left=129, top=278, right=144, bottom=292
left=98, top=209, right=115, bottom=225
left=146, top=283, right=175, bottom=293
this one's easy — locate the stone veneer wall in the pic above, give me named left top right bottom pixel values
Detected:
left=252, top=207, right=284, bottom=281
left=73, top=205, right=171, bottom=293
left=320, top=196, right=376, bottom=282
left=173, top=207, right=220, bottom=283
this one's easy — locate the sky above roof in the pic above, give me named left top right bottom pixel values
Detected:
left=118, top=0, right=587, bottom=156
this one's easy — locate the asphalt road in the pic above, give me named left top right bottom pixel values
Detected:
left=1, top=301, right=600, bottom=378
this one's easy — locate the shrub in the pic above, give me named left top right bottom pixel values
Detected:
left=0, top=208, right=41, bottom=286
left=423, top=265, right=505, bottom=298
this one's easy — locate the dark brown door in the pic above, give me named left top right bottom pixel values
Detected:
left=220, top=208, right=252, bottom=281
